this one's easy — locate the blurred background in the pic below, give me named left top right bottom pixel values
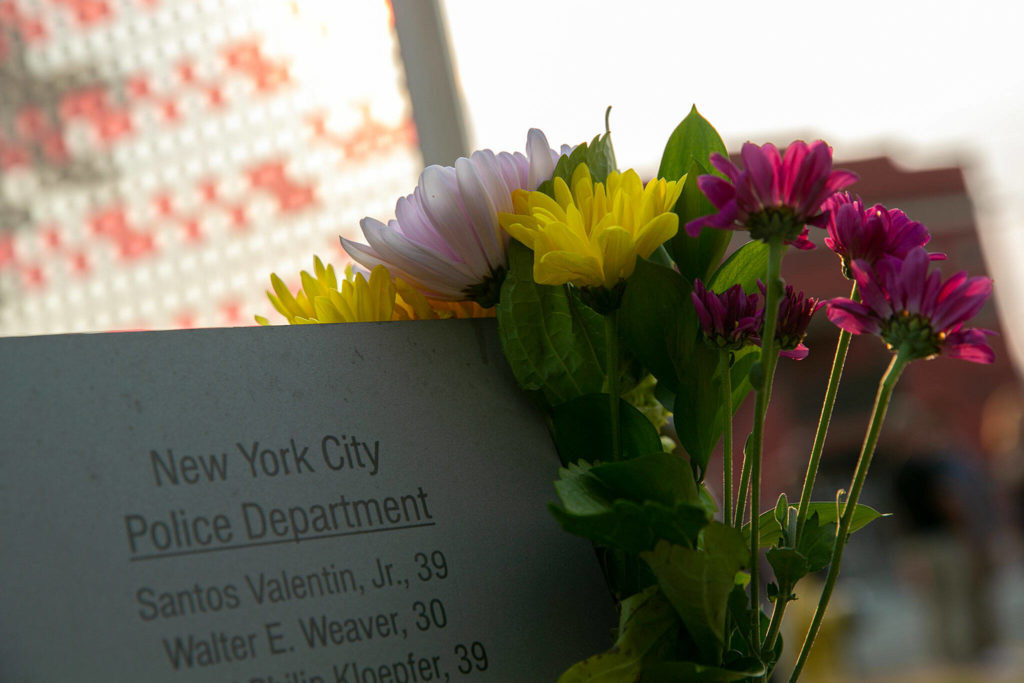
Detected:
left=1, top=0, right=1022, bottom=679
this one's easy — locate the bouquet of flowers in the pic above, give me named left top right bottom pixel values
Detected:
left=258, top=107, right=994, bottom=681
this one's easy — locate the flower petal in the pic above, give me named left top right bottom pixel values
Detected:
left=535, top=251, right=601, bottom=287
left=827, top=299, right=881, bottom=335
left=780, top=344, right=809, bottom=360
left=343, top=226, right=474, bottom=299
left=742, top=142, right=776, bottom=205
left=699, top=175, right=737, bottom=210
left=597, top=226, right=638, bottom=288
left=455, top=156, right=504, bottom=271
left=942, top=328, right=995, bottom=364
left=526, top=128, right=556, bottom=189
left=342, top=129, right=563, bottom=302
left=419, top=165, right=490, bottom=276
left=633, top=213, right=679, bottom=258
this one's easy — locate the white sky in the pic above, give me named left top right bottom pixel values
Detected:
left=441, top=0, right=1024, bottom=372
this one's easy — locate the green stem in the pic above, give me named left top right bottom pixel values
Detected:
left=762, top=583, right=790, bottom=662
left=788, top=348, right=911, bottom=682
left=749, top=238, right=784, bottom=653
left=795, top=282, right=859, bottom=543
left=764, top=283, right=860, bottom=659
left=735, top=450, right=750, bottom=528
left=604, top=310, right=621, bottom=461
left=720, top=351, right=734, bottom=526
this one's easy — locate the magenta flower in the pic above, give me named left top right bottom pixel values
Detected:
left=692, top=279, right=761, bottom=351
left=759, top=281, right=823, bottom=360
left=341, top=129, right=562, bottom=306
left=827, top=247, right=994, bottom=363
left=823, top=193, right=945, bottom=278
left=685, top=140, right=858, bottom=249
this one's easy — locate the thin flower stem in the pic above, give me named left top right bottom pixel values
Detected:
left=763, top=584, right=788, bottom=665
left=749, top=238, right=784, bottom=651
left=604, top=310, right=622, bottom=461
left=735, top=450, right=751, bottom=528
left=763, top=283, right=860, bottom=659
left=794, top=282, right=860, bottom=543
left=720, top=351, right=734, bottom=526
left=788, top=348, right=911, bottom=683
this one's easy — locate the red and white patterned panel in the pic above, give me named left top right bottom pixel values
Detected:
left=0, top=0, right=421, bottom=334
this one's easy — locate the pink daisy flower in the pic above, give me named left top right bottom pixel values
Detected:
left=822, top=193, right=945, bottom=277
left=685, top=141, right=858, bottom=249
left=759, top=281, right=823, bottom=360
left=692, top=279, right=761, bottom=351
left=827, top=247, right=994, bottom=363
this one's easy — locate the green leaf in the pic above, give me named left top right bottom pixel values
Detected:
left=549, top=456, right=712, bottom=552
left=558, top=586, right=680, bottom=683
left=672, top=343, right=723, bottom=478
left=641, top=524, right=748, bottom=663
left=619, top=257, right=694, bottom=392
left=667, top=159, right=733, bottom=283
left=708, top=240, right=771, bottom=295
left=663, top=241, right=775, bottom=464
left=647, top=244, right=675, bottom=269
left=746, top=503, right=887, bottom=548
left=766, top=547, right=809, bottom=595
left=774, top=493, right=790, bottom=529
left=641, top=658, right=766, bottom=682
left=596, top=546, right=657, bottom=602
left=539, top=130, right=617, bottom=198
left=552, top=393, right=663, bottom=465
left=657, top=105, right=728, bottom=187
left=616, top=254, right=748, bottom=478
left=621, top=373, right=673, bottom=433
left=766, top=509, right=838, bottom=591
left=728, top=347, right=759, bottom=412
left=585, top=129, right=617, bottom=184
left=798, top=512, right=837, bottom=573
left=725, top=585, right=778, bottom=667
left=589, top=452, right=701, bottom=507
left=497, top=240, right=607, bottom=407
left=657, top=106, right=731, bottom=282
left=618, top=255, right=755, bottom=479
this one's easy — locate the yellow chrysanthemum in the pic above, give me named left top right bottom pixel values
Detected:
left=256, top=257, right=493, bottom=325
left=499, top=164, right=684, bottom=290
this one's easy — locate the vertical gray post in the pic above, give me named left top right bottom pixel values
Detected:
left=391, top=0, right=470, bottom=167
